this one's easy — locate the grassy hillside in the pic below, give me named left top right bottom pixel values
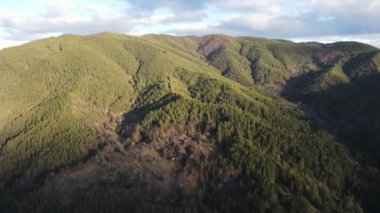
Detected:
left=0, top=33, right=379, bottom=212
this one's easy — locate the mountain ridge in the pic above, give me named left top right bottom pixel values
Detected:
left=0, top=33, right=379, bottom=212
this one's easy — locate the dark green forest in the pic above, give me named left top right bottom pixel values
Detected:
left=0, top=33, right=379, bottom=212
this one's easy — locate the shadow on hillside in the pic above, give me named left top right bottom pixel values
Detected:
left=283, top=72, right=380, bottom=168
left=280, top=64, right=332, bottom=100
left=116, top=93, right=180, bottom=136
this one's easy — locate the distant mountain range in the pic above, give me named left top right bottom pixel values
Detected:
left=0, top=33, right=379, bottom=212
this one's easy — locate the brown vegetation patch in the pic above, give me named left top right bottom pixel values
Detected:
left=313, top=50, right=343, bottom=65
left=195, top=35, right=227, bottom=58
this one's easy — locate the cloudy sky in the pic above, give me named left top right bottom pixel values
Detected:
left=1, top=0, right=380, bottom=49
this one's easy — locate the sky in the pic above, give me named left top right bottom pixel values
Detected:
left=0, top=0, right=380, bottom=49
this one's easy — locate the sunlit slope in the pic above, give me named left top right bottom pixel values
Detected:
left=197, top=35, right=377, bottom=86
left=0, top=33, right=378, bottom=212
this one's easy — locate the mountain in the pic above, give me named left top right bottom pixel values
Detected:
left=0, top=33, right=379, bottom=212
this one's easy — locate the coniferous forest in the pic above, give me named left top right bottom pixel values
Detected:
left=0, top=33, right=379, bottom=212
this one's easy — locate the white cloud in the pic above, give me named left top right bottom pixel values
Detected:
left=0, top=39, right=27, bottom=50
left=0, top=1, right=135, bottom=41
left=310, top=0, right=380, bottom=15
left=291, top=33, right=380, bottom=48
left=1, top=0, right=380, bottom=49
left=220, top=0, right=287, bottom=13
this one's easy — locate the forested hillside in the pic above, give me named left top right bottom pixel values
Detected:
left=0, top=33, right=379, bottom=212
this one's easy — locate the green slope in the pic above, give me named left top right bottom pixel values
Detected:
left=284, top=50, right=380, bottom=172
left=198, top=36, right=377, bottom=87
left=0, top=33, right=379, bottom=212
